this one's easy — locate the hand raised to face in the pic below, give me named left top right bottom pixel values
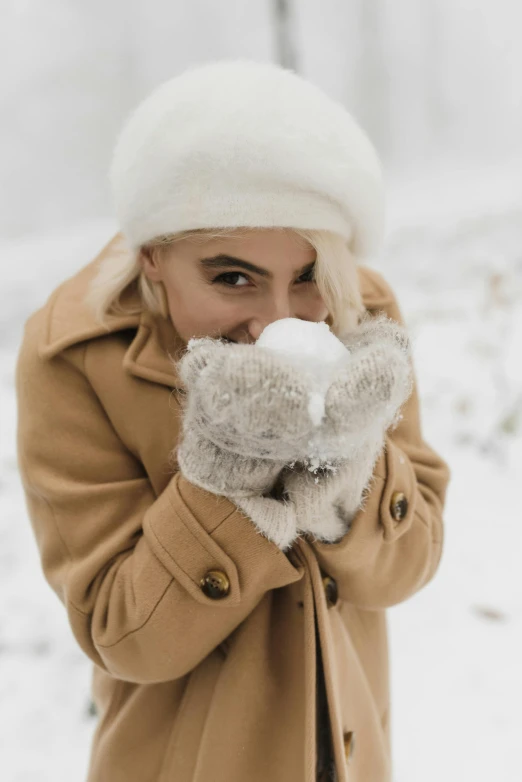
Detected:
left=174, top=312, right=413, bottom=466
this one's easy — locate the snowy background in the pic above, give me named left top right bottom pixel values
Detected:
left=1, top=1, right=521, bottom=781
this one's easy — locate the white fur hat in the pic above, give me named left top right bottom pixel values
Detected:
left=109, top=59, right=385, bottom=260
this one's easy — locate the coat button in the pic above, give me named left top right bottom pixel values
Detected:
left=343, top=730, right=356, bottom=764
left=322, top=575, right=338, bottom=608
left=390, top=491, right=408, bottom=522
left=200, top=570, right=230, bottom=599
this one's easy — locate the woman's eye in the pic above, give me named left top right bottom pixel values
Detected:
left=299, top=267, right=315, bottom=283
left=212, top=270, right=315, bottom=288
left=212, top=272, right=250, bottom=287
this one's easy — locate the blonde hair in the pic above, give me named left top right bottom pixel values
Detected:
left=85, top=226, right=365, bottom=338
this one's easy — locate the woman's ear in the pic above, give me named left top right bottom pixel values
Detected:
left=139, top=245, right=163, bottom=282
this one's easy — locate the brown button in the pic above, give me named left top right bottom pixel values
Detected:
left=200, top=570, right=230, bottom=599
left=322, top=575, right=338, bottom=608
left=390, top=491, right=408, bottom=522
left=343, top=730, right=356, bottom=764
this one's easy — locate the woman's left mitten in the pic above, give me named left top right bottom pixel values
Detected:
left=323, top=323, right=414, bottom=454
left=283, top=315, right=415, bottom=542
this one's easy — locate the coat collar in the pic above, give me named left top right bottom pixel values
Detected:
left=37, top=232, right=394, bottom=391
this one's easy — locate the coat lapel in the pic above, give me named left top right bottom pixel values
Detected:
left=122, top=307, right=187, bottom=389
left=37, top=233, right=187, bottom=390
left=37, top=232, right=394, bottom=393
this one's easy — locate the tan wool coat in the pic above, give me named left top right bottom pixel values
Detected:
left=15, top=234, right=451, bottom=782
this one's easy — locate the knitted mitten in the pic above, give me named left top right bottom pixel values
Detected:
left=281, top=433, right=385, bottom=543
left=281, top=313, right=414, bottom=543
left=172, top=337, right=315, bottom=551
left=176, top=337, right=317, bottom=462
left=302, top=312, right=414, bottom=466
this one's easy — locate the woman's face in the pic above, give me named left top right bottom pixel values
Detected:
left=139, top=228, right=330, bottom=344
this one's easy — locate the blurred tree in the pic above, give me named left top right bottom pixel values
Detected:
left=272, top=0, right=299, bottom=71
left=353, top=0, right=391, bottom=161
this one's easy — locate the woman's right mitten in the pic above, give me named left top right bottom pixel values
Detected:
left=171, top=337, right=312, bottom=551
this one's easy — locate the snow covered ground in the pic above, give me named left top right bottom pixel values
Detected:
left=1, top=160, right=521, bottom=781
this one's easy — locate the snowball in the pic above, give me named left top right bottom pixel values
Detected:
left=256, top=317, right=350, bottom=425
left=256, top=317, right=347, bottom=364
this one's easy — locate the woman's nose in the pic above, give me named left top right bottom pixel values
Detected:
left=248, top=304, right=294, bottom=342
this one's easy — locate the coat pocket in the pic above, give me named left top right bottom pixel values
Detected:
left=158, top=650, right=225, bottom=782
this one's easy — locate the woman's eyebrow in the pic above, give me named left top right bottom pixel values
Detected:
left=199, top=254, right=316, bottom=279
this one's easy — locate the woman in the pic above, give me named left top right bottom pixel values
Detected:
left=15, top=60, right=451, bottom=782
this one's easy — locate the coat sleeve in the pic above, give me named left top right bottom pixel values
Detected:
left=308, top=274, right=451, bottom=610
left=15, top=315, right=302, bottom=684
